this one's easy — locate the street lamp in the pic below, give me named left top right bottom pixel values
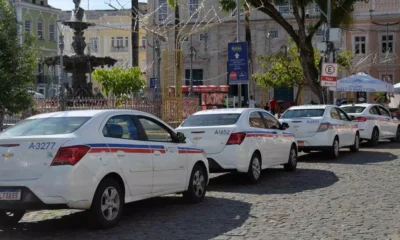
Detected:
left=189, top=35, right=195, bottom=96
left=56, top=20, right=66, bottom=111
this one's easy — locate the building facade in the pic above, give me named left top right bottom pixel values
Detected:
left=11, top=0, right=61, bottom=96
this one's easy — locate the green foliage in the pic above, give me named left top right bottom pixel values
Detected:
left=336, top=50, right=354, bottom=74
left=0, top=0, right=39, bottom=116
left=219, top=0, right=238, bottom=12
left=93, top=67, right=146, bottom=100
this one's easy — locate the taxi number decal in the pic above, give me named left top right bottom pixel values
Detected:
left=28, top=142, right=56, bottom=150
left=166, top=147, right=177, bottom=153
left=215, top=130, right=230, bottom=135
left=307, top=120, right=319, bottom=124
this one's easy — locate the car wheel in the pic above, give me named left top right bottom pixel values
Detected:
left=284, top=145, right=297, bottom=172
left=368, top=128, right=379, bottom=146
left=350, top=133, right=360, bottom=152
left=183, top=164, right=207, bottom=204
left=247, top=152, right=262, bottom=184
left=329, top=137, right=340, bottom=159
left=0, top=210, right=25, bottom=226
left=89, top=178, right=124, bottom=229
left=390, top=126, right=400, bottom=143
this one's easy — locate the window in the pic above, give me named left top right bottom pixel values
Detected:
left=181, top=114, right=241, bottom=127
left=381, top=35, right=394, bottom=53
left=281, top=109, right=325, bottom=118
left=89, top=37, right=98, bottom=53
left=141, top=37, right=147, bottom=47
left=139, top=117, right=173, bottom=142
left=189, top=0, right=199, bottom=19
left=354, top=36, right=366, bottom=54
left=261, top=112, right=280, bottom=129
left=199, top=33, right=208, bottom=41
left=378, top=106, right=390, bottom=117
left=277, top=0, right=290, bottom=14
left=330, top=108, right=340, bottom=120
left=111, top=37, right=115, bottom=47
left=158, top=0, right=168, bottom=22
left=116, top=37, right=124, bottom=47
left=342, top=106, right=366, bottom=114
left=268, top=30, right=278, bottom=38
left=369, top=106, right=380, bottom=115
left=103, top=115, right=138, bottom=140
left=125, top=37, right=129, bottom=47
left=337, top=108, right=351, bottom=121
left=49, top=24, right=55, bottom=41
left=24, top=20, right=31, bottom=32
left=37, top=21, right=44, bottom=40
left=249, top=112, right=265, bottom=128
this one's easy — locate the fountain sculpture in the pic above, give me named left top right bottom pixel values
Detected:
left=45, top=0, right=117, bottom=98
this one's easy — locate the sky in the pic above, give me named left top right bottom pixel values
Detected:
left=48, top=0, right=146, bottom=11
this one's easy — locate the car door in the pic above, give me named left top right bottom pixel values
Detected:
left=330, top=108, right=346, bottom=147
left=248, top=111, right=275, bottom=166
left=136, top=115, right=187, bottom=194
left=336, top=108, right=355, bottom=146
left=377, top=106, right=393, bottom=138
left=260, top=111, right=288, bottom=165
left=101, top=114, right=153, bottom=197
left=368, top=106, right=381, bottom=136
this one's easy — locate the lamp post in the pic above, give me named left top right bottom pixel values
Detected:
left=189, top=35, right=194, bottom=96
left=58, top=33, right=65, bottom=111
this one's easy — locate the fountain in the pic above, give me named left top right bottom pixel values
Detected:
left=45, top=0, right=117, bottom=98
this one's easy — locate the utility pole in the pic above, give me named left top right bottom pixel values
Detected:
left=325, top=0, right=331, bottom=104
left=236, top=0, right=242, bottom=107
left=154, top=38, right=161, bottom=90
left=58, top=34, right=65, bottom=111
left=189, top=35, right=194, bottom=96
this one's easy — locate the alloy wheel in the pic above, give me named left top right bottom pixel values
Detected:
left=101, top=187, right=120, bottom=221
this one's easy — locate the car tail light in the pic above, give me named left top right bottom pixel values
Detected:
left=226, top=132, right=247, bottom=145
left=354, top=116, right=367, bottom=122
left=317, top=122, right=331, bottom=132
left=51, top=145, right=91, bottom=166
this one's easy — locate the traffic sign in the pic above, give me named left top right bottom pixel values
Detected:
left=321, top=63, right=338, bottom=87
left=382, top=75, right=392, bottom=83
left=227, top=42, right=249, bottom=85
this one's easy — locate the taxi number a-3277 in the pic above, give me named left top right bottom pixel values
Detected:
left=28, top=142, right=56, bottom=150
left=215, top=130, right=231, bottom=135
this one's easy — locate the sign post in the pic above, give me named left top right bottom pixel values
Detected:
left=321, top=63, right=338, bottom=88
left=228, top=42, right=249, bottom=107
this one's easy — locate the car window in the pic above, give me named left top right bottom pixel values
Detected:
left=181, top=113, right=240, bottom=127
left=330, top=109, right=340, bottom=120
left=260, top=111, right=280, bottom=129
left=280, top=109, right=325, bottom=118
left=138, top=117, right=173, bottom=142
left=369, top=106, right=380, bottom=115
left=378, top=106, right=390, bottom=117
left=341, top=106, right=366, bottom=114
left=337, top=108, right=351, bottom=121
left=103, top=115, right=138, bottom=140
left=249, top=112, right=265, bottom=128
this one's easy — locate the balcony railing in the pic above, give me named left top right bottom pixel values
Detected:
left=110, top=46, right=129, bottom=52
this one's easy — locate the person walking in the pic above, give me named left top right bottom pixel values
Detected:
left=269, top=97, right=277, bottom=116
left=248, top=95, right=255, bottom=108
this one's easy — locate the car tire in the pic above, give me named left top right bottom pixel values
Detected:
left=247, top=152, right=262, bottom=184
left=284, top=145, right=297, bottom=172
left=89, top=178, right=124, bottom=229
left=328, top=137, right=340, bottom=159
left=350, top=133, right=360, bottom=152
left=0, top=210, right=25, bottom=226
left=368, top=128, right=379, bottom=146
left=390, top=126, right=400, bottom=143
left=183, top=164, right=207, bottom=204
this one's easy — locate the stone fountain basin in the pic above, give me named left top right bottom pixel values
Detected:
left=44, top=55, right=117, bottom=73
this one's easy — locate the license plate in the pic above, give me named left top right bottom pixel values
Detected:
left=0, top=189, right=21, bottom=201
left=297, top=141, right=304, bottom=146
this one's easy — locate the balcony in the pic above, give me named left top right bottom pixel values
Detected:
left=110, top=46, right=129, bottom=53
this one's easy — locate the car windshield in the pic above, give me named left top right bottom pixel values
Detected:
left=280, top=109, right=325, bottom=119
left=181, top=114, right=241, bottom=127
left=0, top=117, right=91, bottom=136
left=341, top=106, right=366, bottom=114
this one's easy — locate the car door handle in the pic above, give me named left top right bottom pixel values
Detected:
left=116, top=150, right=125, bottom=157
left=154, top=151, right=161, bottom=156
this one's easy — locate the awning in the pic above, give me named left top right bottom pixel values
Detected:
left=334, top=72, right=394, bottom=93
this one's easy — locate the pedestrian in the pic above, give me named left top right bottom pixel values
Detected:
left=269, top=97, right=277, bottom=116
left=248, top=95, right=255, bottom=108
left=264, top=102, right=270, bottom=111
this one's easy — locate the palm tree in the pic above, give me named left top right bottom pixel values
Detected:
left=132, top=0, right=139, bottom=67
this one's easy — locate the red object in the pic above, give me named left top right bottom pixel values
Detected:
left=354, top=116, right=367, bottom=122
left=269, top=99, right=277, bottom=110
left=226, top=132, right=247, bottom=145
left=51, top=145, right=91, bottom=166
left=229, top=72, right=237, bottom=80
left=170, top=85, right=229, bottom=93
left=317, top=122, right=331, bottom=132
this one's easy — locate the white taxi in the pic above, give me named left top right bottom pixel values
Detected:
left=0, top=110, right=208, bottom=229
left=340, top=103, right=400, bottom=145
left=176, top=109, right=298, bottom=184
left=279, top=105, right=360, bottom=158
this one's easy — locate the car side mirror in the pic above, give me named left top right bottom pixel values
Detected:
left=176, top=132, right=186, bottom=143
left=281, top=122, right=289, bottom=130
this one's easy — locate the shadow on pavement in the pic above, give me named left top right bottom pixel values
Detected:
left=0, top=196, right=250, bottom=240
left=360, top=141, right=400, bottom=150
left=299, top=149, right=398, bottom=164
left=208, top=168, right=338, bottom=195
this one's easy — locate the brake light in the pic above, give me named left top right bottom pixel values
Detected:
left=354, top=116, right=367, bottom=122
left=226, top=132, right=247, bottom=145
left=51, top=145, right=90, bottom=166
left=317, top=122, right=331, bottom=132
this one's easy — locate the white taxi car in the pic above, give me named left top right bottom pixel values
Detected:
left=0, top=110, right=208, bottom=229
left=340, top=103, right=400, bottom=145
left=279, top=105, right=360, bottom=158
left=176, top=109, right=298, bottom=183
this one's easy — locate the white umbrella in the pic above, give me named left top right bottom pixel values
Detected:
left=394, top=83, right=400, bottom=93
left=28, top=90, right=45, bottom=99
left=335, top=72, right=394, bottom=93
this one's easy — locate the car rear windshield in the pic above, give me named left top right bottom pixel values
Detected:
left=181, top=114, right=241, bottom=127
left=0, top=117, right=91, bottom=136
left=341, top=106, right=366, bottom=114
left=280, top=109, right=325, bottom=119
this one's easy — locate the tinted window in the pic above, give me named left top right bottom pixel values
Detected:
left=330, top=109, right=340, bottom=120
left=341, top=106, right=366, bottom=114
left=337, top=108, right=351, bottom=121
left=0, top=117, right=90, bottom=136
left=103, top=115, right=138, bottom=140
left=181, top=114, right=240, bottom=127
left=261, top=112, right=280, bottom=129
left=378, top=106, right=390, bottom=117
left=249, top=112, right=265, bottom=128
left=280, top=109, right=325, bottom=119
left=369, top=106, right=380, bottom=115
left=139, top=117, right=173, bottom=142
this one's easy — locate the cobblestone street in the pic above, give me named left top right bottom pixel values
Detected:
left=1, top=142, right=400, bottom=240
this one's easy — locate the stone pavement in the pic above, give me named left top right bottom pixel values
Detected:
left=1, top=142, right=400, bottom=240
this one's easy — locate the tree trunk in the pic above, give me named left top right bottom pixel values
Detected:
left=0, top=111, right=4, bottom=132
left=294, top=85, right=303, bottom=105
left=244, top=4, right=254, bottom=98
left=174, top=4, right=181, bottom=97
left=132, top=0, right=139, bottom=67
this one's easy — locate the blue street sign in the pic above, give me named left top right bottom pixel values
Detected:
left=150, top=78, right=157, bottom=89
left=228, top=42, right=249, bottom=85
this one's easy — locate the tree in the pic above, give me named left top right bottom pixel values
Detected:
left=245, top=0, right=367, bottom=102
left=254, top=42, right=321, bottom=104
left=132, top=0, right=139, bottom=66
left=0, top=0, right=38, bottom=129
left=92, top=67, right=146, bottom=104
left=336, top=50, right=355, bottom=74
